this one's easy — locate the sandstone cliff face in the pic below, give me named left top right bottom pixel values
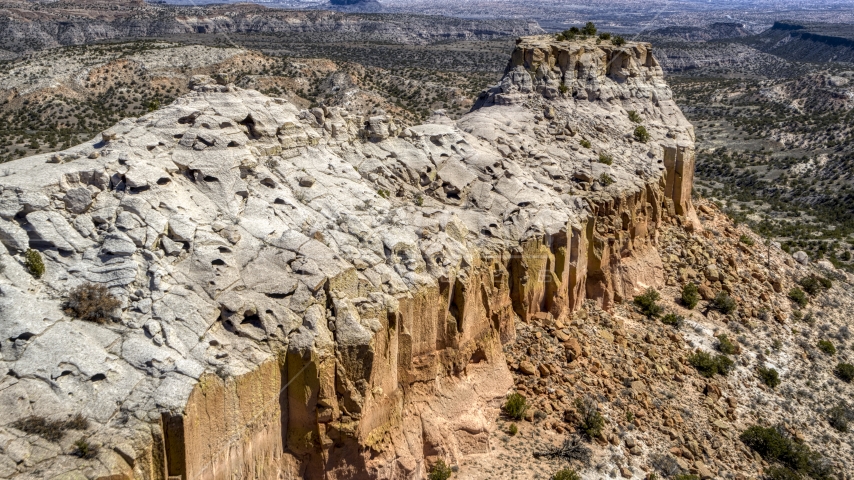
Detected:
left=0, top=36, right=695, bottom=479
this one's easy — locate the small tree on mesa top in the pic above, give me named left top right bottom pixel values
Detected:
left=581, top=22, right=597, bottom=36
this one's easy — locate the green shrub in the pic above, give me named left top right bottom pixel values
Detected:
left=627, top=110, right=642, bottom=123
left=764, top=467, right=801, bottom=480
left=740, top=425, right=798, bottom=464
left=789, top=287, right=808, bottom=307
left=580, top=139, right=591, bottom=148
left=688, top=351, right=734, bottom=378
left=428, top=459, right=452, bottom=480
left=72, top=438, right=99, bottom=459
left=508, top=423, right=518, bottom=436
left=613, top=36, right=626, bottom=46
left=574, top=397, right=604, bottom=440
left=598, top=33, right=612, bottom=41
left=25, top=249, right=44, bottom=278
left=739, top=234, right=755, bottom=246
left=559, top=83, right=569, bottom=94
left=633, top=125, right=650, bottom=143
left=716, top=334, right=737, bottom=355
left=800, top=275, right=831, bottom=296
left=599, top=173, right=614, bottom=186
left=835, top=363, right=854, bottom=383
left=661, top=313, right=684, bottom=328
left=504, top=393, right=528, bottom=420
left=598, top=153, right=613, bottom=165
left=712, top=292, right=737, bottom=314
left=758, top=367, right=781, bottom=388
left=739, top=425, right=832, bottom=479
left=377, top=188, right=390, bottom=199
left=681, top=283, right=699, bottom=309
left=556, top=27, right=580, bottom=41
left=634, top=287, right=662, bottom=318
left=827, top=402, right=853, bottom=432
left=65, top=283, right=121, bottom=324
left=553, top=468, right=581, bottom=480
left=581, top=22, right=597, bottom=36
left=800, top=277, right=821, bottom=296
left=817, top=340, right=836, bottom=356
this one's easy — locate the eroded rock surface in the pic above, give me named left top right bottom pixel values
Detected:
left=0, top=36, right=697, bottom=479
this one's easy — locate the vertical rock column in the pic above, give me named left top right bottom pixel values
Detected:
left=663, top=144, right=696, bottom=218
left=174, top=359, right=285, bottom=480
left=508, top=238, right=554, bottom=322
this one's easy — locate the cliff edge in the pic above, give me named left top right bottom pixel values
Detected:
left=0, top=36, right=697, bottom=479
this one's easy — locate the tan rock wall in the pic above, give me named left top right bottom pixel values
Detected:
left=509, top=40, right=660, bottom=85
left=174, top=359, right=286, bottom=480
left=152, top=154, right=696, bottom=479
left=663, top=144, right=696, bottom=218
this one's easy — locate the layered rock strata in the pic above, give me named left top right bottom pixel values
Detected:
left=0, top=36, right=695, bottom=479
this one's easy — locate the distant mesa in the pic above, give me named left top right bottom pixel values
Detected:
left=646, top=22, right=752, bottom=42
left=753, top=20, right=854, bottom=62
left=327, top=0, right=383, bottom=12
left=770, top=21, right=806, bottom=31
left=329, top=0, right=382, bottom=7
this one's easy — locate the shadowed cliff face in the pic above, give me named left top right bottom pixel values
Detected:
left=0, top=36, right=696, bottom=479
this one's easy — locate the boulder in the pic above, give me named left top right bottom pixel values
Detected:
left=564, top=338, right=583, bottom=361
left=63, top=187, right=93, bottom=214
left=518, top=361, right=538, bottom=376
left=0, top=218, right=29, bottom=252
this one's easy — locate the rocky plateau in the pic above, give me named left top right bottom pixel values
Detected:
left=0, top=33, right=851, bottom=480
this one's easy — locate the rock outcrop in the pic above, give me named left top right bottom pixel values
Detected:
left=0, top=35, right=697, bottom=479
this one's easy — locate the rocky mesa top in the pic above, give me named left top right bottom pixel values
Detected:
left=0, top=37, right=696, bottom=479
